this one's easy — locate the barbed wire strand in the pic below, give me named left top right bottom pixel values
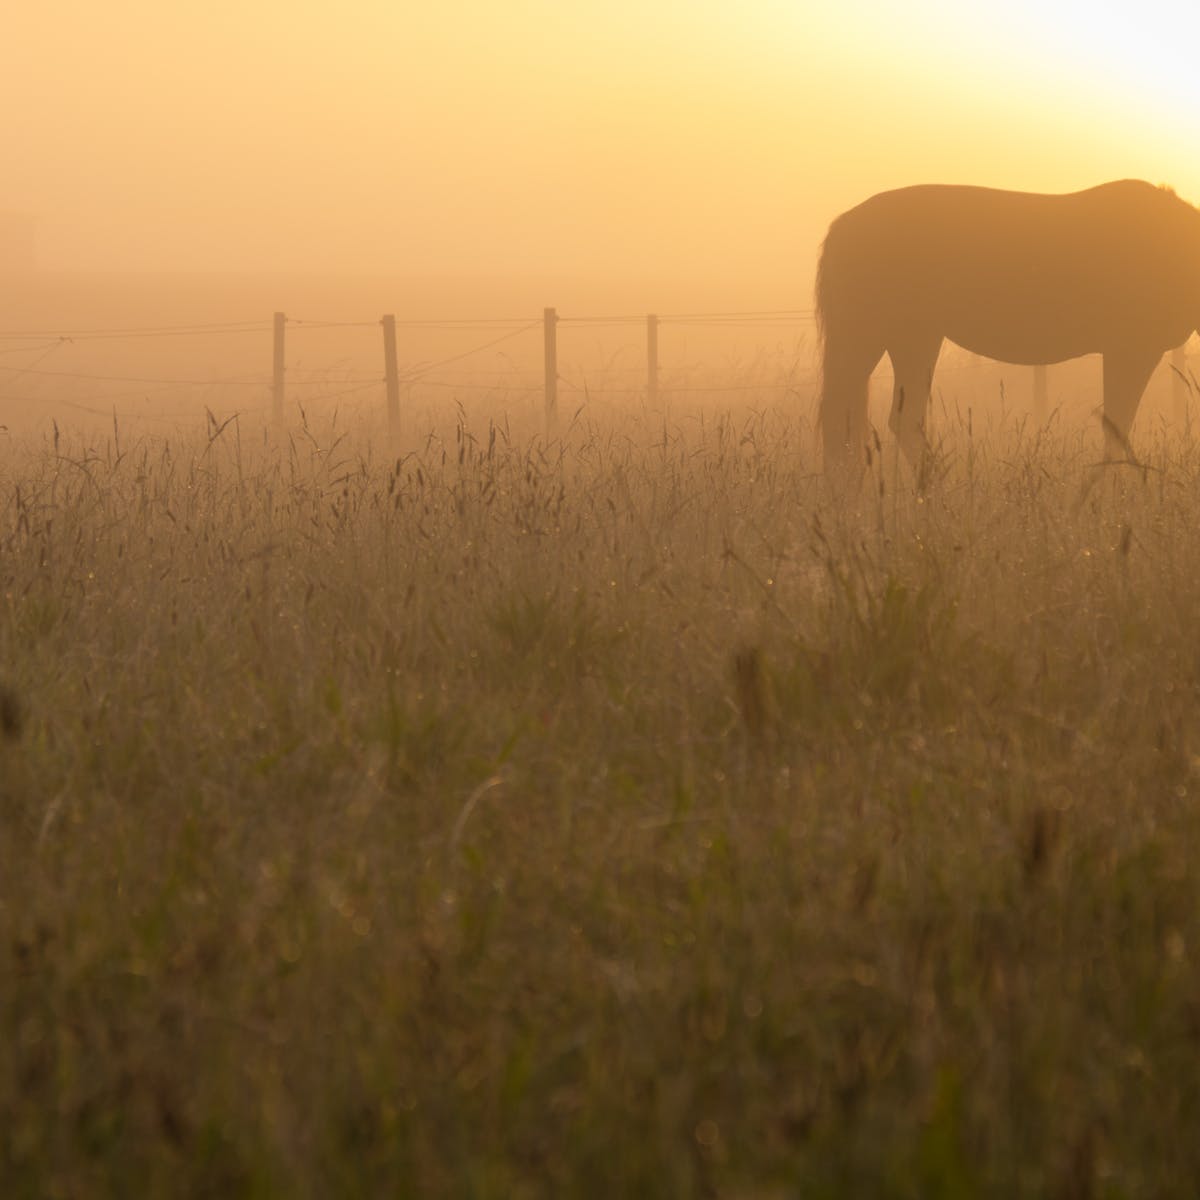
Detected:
left=387, top=317, right=536, bottom=329
left=287, top=319, right=380, bottom=331
left=404, top=323, right=540, bottom=380
left=0, top=364, right=268, bottom=387
left=661, top=309, right=814, bottom=320
left=0, top=320, right=270, bottom=342
left=0, top=309, right=820, bottom=344
left=0, top=340, right=62, bottom=356
left=0, top=340, right=72, bottom=395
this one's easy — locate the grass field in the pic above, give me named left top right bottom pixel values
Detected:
left=3, top=395, right=1200, bottom=1197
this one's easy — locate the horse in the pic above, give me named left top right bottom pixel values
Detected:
left=816, top=180, right=1200, bottom=472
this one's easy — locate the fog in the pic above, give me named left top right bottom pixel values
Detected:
left=7, top=2, right=1199, bottom=284
left=8, top=11, right=1200, bottom=1186
left=2, top=2, right=1199, bottom=437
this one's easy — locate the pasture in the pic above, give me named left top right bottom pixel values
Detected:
left=3, top=388, right=1200, bottom=1197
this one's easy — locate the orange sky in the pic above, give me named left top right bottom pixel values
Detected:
left=4, top=0, right=1199, bottom=294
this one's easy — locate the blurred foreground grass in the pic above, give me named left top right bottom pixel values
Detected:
left=2, top=404, right=1200, bottom=1197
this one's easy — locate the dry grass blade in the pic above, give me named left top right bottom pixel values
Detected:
left=1, top=399, right=1199, bottom=1196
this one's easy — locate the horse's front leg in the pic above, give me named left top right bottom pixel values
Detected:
left=1101, top=345, right=1162, bottom=461
left=887, top=333, right=944, bottom=471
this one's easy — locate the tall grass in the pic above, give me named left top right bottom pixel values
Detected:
left=3, top=400, right=1200, bottom=1196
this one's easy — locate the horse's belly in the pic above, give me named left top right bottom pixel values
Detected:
left=942, top=302, right=1099, bottom=366
left=946, top=326, right=1095, bottom=366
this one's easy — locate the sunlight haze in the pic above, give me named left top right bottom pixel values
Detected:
left=10, top=7, right=1200, bottom=1189
left=4, top=0, right=1199, bottom=295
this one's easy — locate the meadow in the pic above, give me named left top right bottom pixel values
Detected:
left=3, top=387, right=1200, bottom=1197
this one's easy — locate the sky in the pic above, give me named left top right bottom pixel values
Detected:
left=4, top=0, right=1200, bottom=295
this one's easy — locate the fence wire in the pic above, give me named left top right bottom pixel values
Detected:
left=1, top=309, right=1190, bottom=431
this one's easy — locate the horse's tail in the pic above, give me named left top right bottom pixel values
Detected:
left=814, top=212, right=872, bottom=471
left=814, top=209, right=861, bottom=370
left=814, top=216, right=845, bottom=453
left=814, top=223, right=835, bottom=365
left=814, top=212, right=854, bottom=403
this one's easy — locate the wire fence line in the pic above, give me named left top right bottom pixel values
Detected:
left=0, top=308, right=1191, bottom=434
left=0, top=309, right=816, bottom=342
left=0, top=309, right=817, bottom=423
left=0, top=320, right=272, bottom=343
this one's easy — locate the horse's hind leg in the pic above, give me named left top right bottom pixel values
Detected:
left=887, top=332, right=944, bottom=470
left=820, top=332, right=883, bottom=473
left=1101, top=345, right=1161, bottom=461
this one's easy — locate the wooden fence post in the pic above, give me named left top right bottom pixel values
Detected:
left=1032, top=364, right=1047, bottom=419
left=272, top=311, right=286, bottom=432
left=382, top=313, right=400, bottom=438
left=544, top=307, right=558, bottom=435
left=647, top=313, right=659, bottom=407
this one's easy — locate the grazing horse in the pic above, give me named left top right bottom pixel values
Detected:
left=816, top=180, right=1200, bottom=471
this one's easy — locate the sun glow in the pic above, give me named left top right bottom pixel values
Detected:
left=4, top=0, right=1199, bottom=284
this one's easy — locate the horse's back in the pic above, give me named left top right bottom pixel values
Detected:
left=818, top=181, right=1200, bottom=360
left=827, top=180, right=1186, bottom=272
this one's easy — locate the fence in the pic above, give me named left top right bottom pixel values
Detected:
left=0, top=308, right=818, bottom=437
left=0, top=308, right=1195, bottom=439
left=346, top=307, right=814, bottom=434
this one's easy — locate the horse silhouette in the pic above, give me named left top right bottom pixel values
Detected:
left=816, top=180, right=1200, bottom=471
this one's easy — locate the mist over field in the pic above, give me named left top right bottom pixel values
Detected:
left=6, top=2, right=1200, bottom=1196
